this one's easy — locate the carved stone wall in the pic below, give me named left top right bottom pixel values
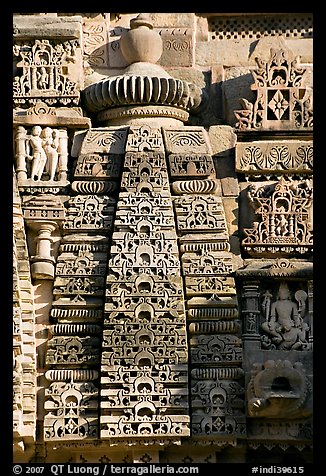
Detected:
left=12, top=12, right=313, bottom=465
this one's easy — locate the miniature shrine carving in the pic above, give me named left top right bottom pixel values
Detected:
left=13, top=39, right=80, bottom=107
left=242, top=177, right=313, bottom=255
left=234, top=48, right=313, bottom=130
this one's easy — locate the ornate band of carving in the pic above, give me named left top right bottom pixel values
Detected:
left=188, top=307, right=238, bottom=319
left=189, top=320, right=241, bottom=334
left=50, top=308, right=103, bottom=320
left=45, top=369, right=99, bottom=382
left=236, top=141, right=313, bottom=174
left=82, top=75, right=204, bottom=113
left=191, top=367, right=244, bottom=380
left=49, top=324, right=101, bottom=335
left=96, top=105, right=189, bottom=123
left=71, top=180, right=117, bottom=194
left=172, top=179, right=219, bottom=195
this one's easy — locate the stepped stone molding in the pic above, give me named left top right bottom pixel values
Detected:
left=13, top=173, right=37, bottom=454
left=12, top=11, right=313, bottom=463
left=100, top=125, right=190, bottom=443
left=43, top=130, right=120, bottom=442
left=165, top=125, right=244, bottom=442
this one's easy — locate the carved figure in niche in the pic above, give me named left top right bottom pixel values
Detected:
left=27, top=125, right=48, bottom=181
left=261, top=282, right=309, bottom=350
left=37, top=66, right=49, bottom=89
left=247, top=312, right=257, bottom=333
left=42, top=127, right=59, bottom=181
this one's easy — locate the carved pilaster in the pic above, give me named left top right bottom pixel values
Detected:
left=241, top=281, right=261, bottom=349
left=23, top=195, right=65, bottom=279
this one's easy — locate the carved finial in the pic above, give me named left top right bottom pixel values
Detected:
left=130, top=13, right=153, bottom=29
left=120, top=13, right=163, bottom=65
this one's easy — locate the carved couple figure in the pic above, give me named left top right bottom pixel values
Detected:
left=27, top=125, right=59, bottom=181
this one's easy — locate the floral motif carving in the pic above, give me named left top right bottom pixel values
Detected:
left=234, top=48, right=313, bottom=130
left=82, top=21, right=109, bottom=68
left=236, top=141, right=313, bottom=175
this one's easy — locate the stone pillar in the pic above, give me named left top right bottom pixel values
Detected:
left=23, top=195, right=65, bottom=280
left=15, top=126, right=28, bottom=182
left=29, top=222, right=57, bottom=279
left=58, top=128, right=69, bottom=182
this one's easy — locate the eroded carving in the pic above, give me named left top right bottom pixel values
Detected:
left=247, top=360, right=312, bottom=419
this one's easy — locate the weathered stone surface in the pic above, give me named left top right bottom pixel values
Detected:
left=208, top=125, right=237, bottom=157
left=13, top=15, right=83, bottom=39
left=12, top=11, right=313, bottom=464
left=158, top=28, right=194, bottom=67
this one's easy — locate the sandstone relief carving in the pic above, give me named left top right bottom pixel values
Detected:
left=13, top=12, right=313, bottom=462
left=13, top=39, right=80, bottom=107
left=235, top=141, right=313, bottom=176
left=234, top=48, right=313, bottom=130
left=15, top=125, right=69, bottom=183
left=260, top=282, right=310, bottom=350
left=242, top=177, right=313, bottom=256
left=247, top=360, right=312, bottom=419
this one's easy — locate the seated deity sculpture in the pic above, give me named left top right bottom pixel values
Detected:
left=261, top=282, right=309, bottom=350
